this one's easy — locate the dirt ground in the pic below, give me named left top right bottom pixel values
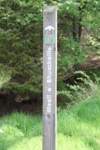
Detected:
left=0, top=94, right=42, bottom=117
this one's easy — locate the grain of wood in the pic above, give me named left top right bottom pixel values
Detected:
left=43, top=6, right=57, bottom=150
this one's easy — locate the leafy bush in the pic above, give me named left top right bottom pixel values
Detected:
left=0, top=0, right=44, bottom=99
left=0, top=0, right=100, bottom=101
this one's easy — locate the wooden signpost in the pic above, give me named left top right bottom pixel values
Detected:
left=43, top=6, right=57, bottom=150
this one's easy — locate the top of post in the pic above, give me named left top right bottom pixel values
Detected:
left=44, top=6, right=57, bottom=13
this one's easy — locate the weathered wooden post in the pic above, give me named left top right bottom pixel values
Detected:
left=43, top=6, right=57, bottom=150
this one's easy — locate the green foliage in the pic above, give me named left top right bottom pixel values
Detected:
left=0, top=69, right=11, bottom=88
left=58, top=38, right=86, bottom=72
left=0, top=0, right=100, bottom=101
left=0, top=0, right=44, bottom=97
left=57, top=0, right=100, bottom=94
left=58, top=71, right=100, bottom=104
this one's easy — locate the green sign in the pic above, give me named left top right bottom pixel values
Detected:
left=45, top=34, right=54, bottom=44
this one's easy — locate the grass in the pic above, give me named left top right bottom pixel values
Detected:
left=58, top=96, right=100, bottom=150
left=0, top=96, right=100, bottom=150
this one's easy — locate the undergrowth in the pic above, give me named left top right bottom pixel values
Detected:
left=58, top=71, right=100, bottom=105
left=0, top=96, right=100, bottom=149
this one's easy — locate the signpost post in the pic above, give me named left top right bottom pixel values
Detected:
left=43, top=6, right=57, bottom=150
